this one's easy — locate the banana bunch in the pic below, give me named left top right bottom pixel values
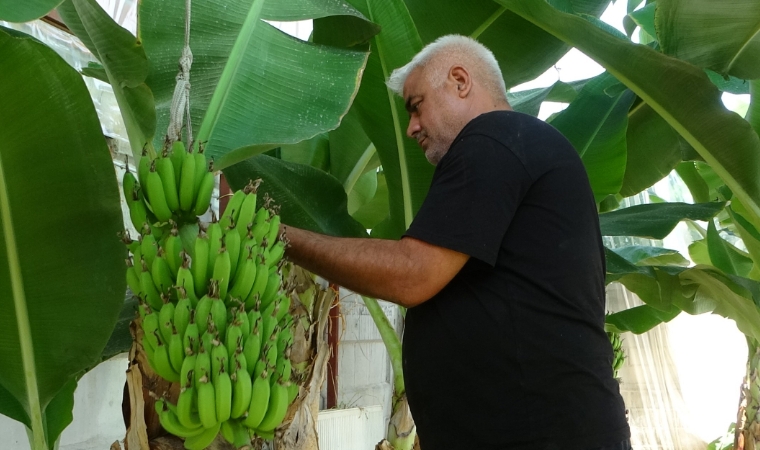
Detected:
left=122, top=162, right=298, bottom=448
left=139, top=284, right=297, bottom=448
left=123, top=141, right=215, bottom=234
left=607, top=330, right=625, bottom=380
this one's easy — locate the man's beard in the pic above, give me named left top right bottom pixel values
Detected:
left=418, top=116, right=463, bottom=165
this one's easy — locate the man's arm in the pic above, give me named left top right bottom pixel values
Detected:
left=282, top=225, right=469, bottom=308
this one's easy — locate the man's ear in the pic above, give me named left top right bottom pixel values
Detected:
left=449, top=65, right=472, bottom=98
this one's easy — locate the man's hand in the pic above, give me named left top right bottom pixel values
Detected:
left=282, top=225, right=469, bottom=308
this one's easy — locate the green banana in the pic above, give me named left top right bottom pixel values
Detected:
left=122, top=169, right=138, bottom=204
left=220, top=190, right=245, bottom=230
left=231, top=347, right=248, bottom=377
left=266, top=240, right=287, bottom=267
left=230, top=368, right=252, bottom=419
left=237, top=304, right=250, bottom=337
left=176, top=253, right=198, bottom=306
left=215, top=367, right=233, bottom=423
left=192, top=230, right=210, bottom=298
left=127, top=190, right=150, bottom=235
left=179, top=149, right=197, bottom=211
left=196, top=375, right=218, bottom=429
left=180, top=355, right=197, bottom=390
left=194, top=344, right=211, bottom=386
left=140, top=260, right=163, bottom=311
left=226, top=322, right=243, bottom=360
left=235, top=186, right=258, bottom=238
left=251, top=207, right=271, bottom=245
left=224, top=224, right=241, bottom=284
left=195, top=293, right=213, bottom=337
left=141, top=313, right=160, bottom=351
left=277, top=327, right=293, bottom=356
left=193, top=169, right=215, bottom=216
left=276, top=294, right=291, bottom=324
left=206, top=220, right=223, bottom=279
left=287, top=382, right=299, bottom=405
left=243, top=328, right=261, bottom=378
left=211, top=297, right=228, bottom=340
left=183, top=421, right=221, bottom=450
left=259, top=271, right=280, bottom=311
left=137, top=150, right=150, bottom=188
left=245, top=255, right=269, bottom=309
left=257, top=380, right=289, bottom=432
left=264, top=213, right=281, bottom=250
left=193, top=149, right=207, bottom=202
left=183, top=319, right=200, bottom=356
left=140, top=234, right=158, bottom=271
left=155, top=399, right=204, bottom=438
left=146, top=161, right=173, bottom=222
left=158, top=301, right=175, bottom=346
left=177, top=385, right=203, bottom=429
left=243, top=369, right=270, bottom=429
left=169, top=329, right=185, bottom=373
left=156, top=154, right=180, bottom=212
left=162, top=224, right=182, bottom=277
left=229, top=248, right=257, bottom=303
left=211, top=339, right=229, bottom=384
left=170, top=141, right=185, bottom=185
left=126, top=258, right=143, bottom=297
left=152, top=340, right=181, bottom=382
left=174, top=295, right=192, bottom=340
left=221, top=420, right=236, bottom=444
left=151, top=251, right=174, bottom=297
left=212, top=240, right=232, bottom=301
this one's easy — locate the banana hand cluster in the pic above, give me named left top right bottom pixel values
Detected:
left=607, top=330, right=625, bottom=380
left=122, top=163, right=297, bottom=448
left=123, top=141, right=214, bottom=233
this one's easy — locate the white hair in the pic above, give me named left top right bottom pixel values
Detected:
left=386, top=35, right=507, bottom=101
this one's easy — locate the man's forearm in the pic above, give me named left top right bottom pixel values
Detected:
left=281, top=225, right=424, bottom=307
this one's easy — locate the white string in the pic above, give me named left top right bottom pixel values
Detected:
left=166, top=0, right=193, bottom=150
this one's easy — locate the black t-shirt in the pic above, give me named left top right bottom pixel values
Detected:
left=402, top=110, right=630, bottom=449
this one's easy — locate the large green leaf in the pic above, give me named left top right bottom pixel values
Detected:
left=315, top=0, right=432, bottom=239
left=0, top=31, right=125, bottom=448
left=508, top=79, right=585, bottom=117
left=606, top=304, right=680, bottom=334
left=57, top=0, right=156, bottom=162
left=139, top=0, right=371, bottom=170
left=224, top=155, right=367, bottom=237
left=675, top=162, right=710, bottom=204
left=404, top=0, right=610, bottom=88
left=599, top=202, right=725, bottom=239
left=327, top=106, right=376, bottom=189
left=0, top=0, right=63, bottom=22
left=656, top=0, right=760, bottom=80
left=620, top=101, right=687, bottom=197
left=351, top=171, right=390, bottom=229
left=707, top=220, right=753, bottom=278
left=550, top=72, right=633, bottom=201
left=612, top=246, right=690, bottom=267
left=499, top=0, right=760, bottom=221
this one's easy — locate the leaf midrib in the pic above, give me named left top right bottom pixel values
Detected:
left=366, top=0, right=414, bottom=229
left=196, top=0, right=266, bottom=147
left=726, top=19, right=760, bottom=75
left=0, top=150, right=46, bottom=449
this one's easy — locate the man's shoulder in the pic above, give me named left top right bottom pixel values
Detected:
left=460, top=110, right=553, bottom=139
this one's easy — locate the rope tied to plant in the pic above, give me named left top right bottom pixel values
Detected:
left=166, top=0, right=193, bottom=148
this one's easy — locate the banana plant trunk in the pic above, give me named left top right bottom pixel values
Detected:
left=363, top=297, right=417, bottom=450
left=736, top=338, right=760, bottom=449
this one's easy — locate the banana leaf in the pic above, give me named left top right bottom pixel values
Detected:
left=599, top=202, right=725, bottom=239
left=0, top=0, right=63, bottom=22
left=550, top=72, right=634, bottom=202
left=0, top=30, right=125, bottom=449
left=139, top=0, right=374, bottom=170
left=57, top=0, right=156, bottom=162
left=656, top=0, right=760, bottom=80
left=315, top=0, right=431, bottom=239
left=498, top=0, right=760, bottom=221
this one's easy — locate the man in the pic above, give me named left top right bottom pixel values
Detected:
left=283, top=35, right=630, bottom=449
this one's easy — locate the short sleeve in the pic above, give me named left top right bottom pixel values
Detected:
left=404, top=134, right=533, bottom=266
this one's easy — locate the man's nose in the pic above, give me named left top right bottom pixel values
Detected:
left=407, top=116, right=420, bottom=138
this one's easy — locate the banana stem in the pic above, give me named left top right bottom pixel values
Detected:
left=0, top=151, right=47, bottom=450
left=362, top=297, right=405, bottom=400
